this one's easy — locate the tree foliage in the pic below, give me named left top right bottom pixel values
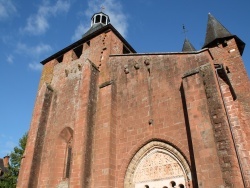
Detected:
left=0, top=132, right=28, bottom=188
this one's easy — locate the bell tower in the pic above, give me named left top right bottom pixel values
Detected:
left=17, top=10, right=135, bottom=188
left=91, top=12, right=110, bottom=26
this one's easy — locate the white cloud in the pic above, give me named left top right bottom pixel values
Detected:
left=0, top=0, right=17, bottom=20
left=16, top=43, right=52, bottom=57
left=15, top=42, right=52, bottom=71
left=24, top=14, right=49, bottom=35
left=6, top=55, right=14, bottom=64
left=34, top=43, right=52, bottom=55
left=29, top=62, right=43, bottom=71
left=21, top=0, right=70, bottom=35
left=72, top=0, right=128, bottom=41
left=71, top=23, right=89, bottom=41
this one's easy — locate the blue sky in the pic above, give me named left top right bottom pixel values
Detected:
left=0, top=0, right=250, bottom=157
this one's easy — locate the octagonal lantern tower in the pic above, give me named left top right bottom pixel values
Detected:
left=91, top=12, right=110, bottom=26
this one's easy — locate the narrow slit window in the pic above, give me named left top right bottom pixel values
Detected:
left=123, top=45, right=130, bottom=54
left=73, top=45, right=83, bottom=59
left=65, top=146, right=72, bottom=178
left=101, top=16, right=107, bottom=24
left=56, top=55, right=63, bottom=63
left=95, top=15, right=100, bottom=23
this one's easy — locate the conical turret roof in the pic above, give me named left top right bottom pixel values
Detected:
left=182, top=38, right=196, bottom=52
left=203, top=13, right=245, bottom=54
left=203, top=13, right=232, bottom=47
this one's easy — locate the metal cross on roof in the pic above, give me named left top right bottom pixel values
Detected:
left=101, top=6, right=105, bottom=12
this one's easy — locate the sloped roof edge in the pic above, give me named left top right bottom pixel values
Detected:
left=41, top=24, right=136, bottom=65
left=109, top=48, right=208, bottom=57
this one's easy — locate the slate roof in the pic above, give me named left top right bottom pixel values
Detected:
left=41, top=24, right=136, bottom=65
left=203, top=13, right=245, bottom=55
left=182, top=38, right=196, bottom=52
left=82, top=23, right=106, bottom=38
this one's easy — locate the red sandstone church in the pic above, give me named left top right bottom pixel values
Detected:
left=17, top=12, right=250, bottom=188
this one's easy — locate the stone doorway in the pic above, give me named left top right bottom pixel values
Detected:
left=124, top=141, right=191, bottom=188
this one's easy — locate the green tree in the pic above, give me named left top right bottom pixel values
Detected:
left=0, top=132, right=28, bottom=188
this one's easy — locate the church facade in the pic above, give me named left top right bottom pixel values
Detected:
left=17, top=12, right=250, bottom=188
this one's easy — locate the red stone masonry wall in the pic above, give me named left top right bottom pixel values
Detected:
left=182, top=66, right=225, bottom=187
left=17, top=83, right=51, bottom=188
left=107, top=52, right=213, bottom=187
left=17, top=28, right=250, bottom=188
left=17, top=30, right=126, bottom=188
left=208, top=38, right=250, bottom=187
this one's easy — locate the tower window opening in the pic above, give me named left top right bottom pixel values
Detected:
left=101, top=16, right=107, bottom=24
left=73, top=45, right=83, bottom=59
left=95, top=15, right=101, bottom=23
left=222, top=40, right=228, bottom=47
left=90, top=12, right=110, bottom=27
left=123, top=45, right=130, bottom=54
left=56, top=55, right=63, bottom=63
left=65, top=144, right=72, bottom=178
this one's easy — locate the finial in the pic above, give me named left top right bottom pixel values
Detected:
left=101, top=5, right=105, bottom=12
left=182, top=24, right=188, bottom=39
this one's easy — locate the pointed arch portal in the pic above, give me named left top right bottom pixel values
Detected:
left=124, top=141, right=191, bottom=188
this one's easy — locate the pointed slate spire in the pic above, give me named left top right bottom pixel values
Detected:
left=203, top=13, right=245, bottom=54
left=203, top=13, right=232, bottom=47
left=182, top=38, right=196, bottom=52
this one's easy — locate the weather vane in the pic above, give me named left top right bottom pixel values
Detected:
left=182, top=24, right=188, bottom=38
left=101, top=5, right=105, bottom=12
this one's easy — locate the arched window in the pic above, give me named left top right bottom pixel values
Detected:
left=65, top=138, right=72, bottom=178
left=91, top=12, right=110, bottom=26
left=50, top=127, right=73, bottom=187
left=95, top=15, right=101, bottom=23
left=101, top=15, right=107, bottom=24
